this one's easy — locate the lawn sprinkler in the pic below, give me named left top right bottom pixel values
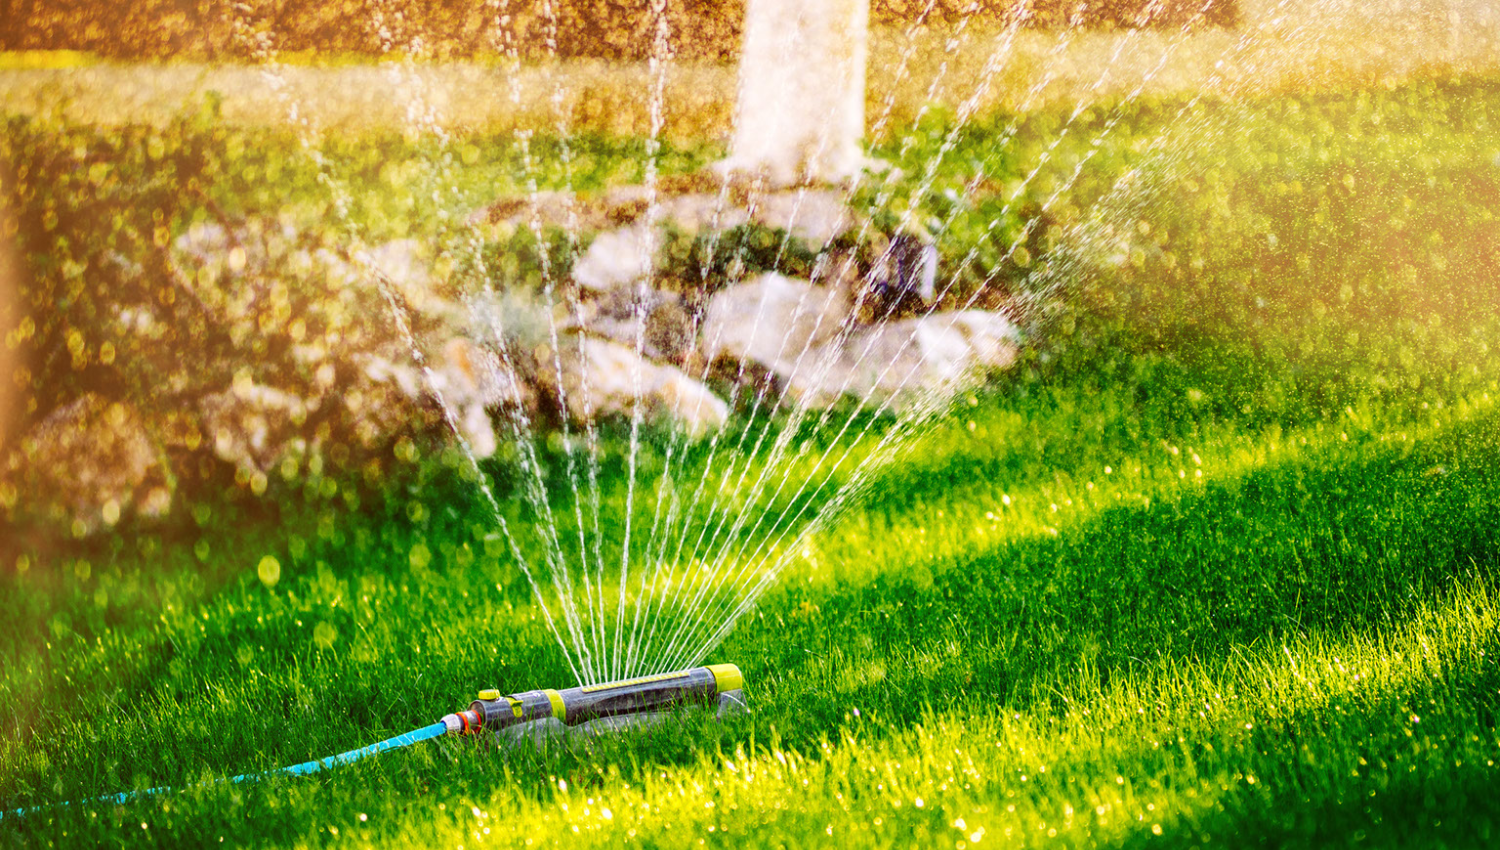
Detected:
left=443, top=663, right=749, bottom=746
left=2, top=663, right=746, bottom=819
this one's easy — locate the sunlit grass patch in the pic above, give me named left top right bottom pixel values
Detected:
left=439, top=577, right=1499, bottom=847
left=802, top=382, right=1500, bottom=594
left=9, top=318, right=1495, bottom=846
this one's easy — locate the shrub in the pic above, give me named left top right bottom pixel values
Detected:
left=0, top=0, right=1239, bottom=61
left=0, top=114, right=436, bottom=525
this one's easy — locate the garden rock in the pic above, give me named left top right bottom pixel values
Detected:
left=752, top=189, right=855, bottom=245
left=572, top=222, right=657, bottom=293
left=433, top=337, right=538, bottom=458
left=787, top=310, right=1020, bottom=408
left=0, top=394, right=172, bottom=533
left=699, top=272, right=852, bottom=376
left=654, top=192, right=751, bottom=234
left=541, top=336, right=729, bottom=437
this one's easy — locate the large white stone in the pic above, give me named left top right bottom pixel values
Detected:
left=792, top=310, right=1019, bottom=408
left=699, top=272, right=852, bottom=376
left=547, top=336, right=729, bottom=437
left=429, top=337, right=539, bottom=458
left=572, top=222, right=657, bottom=294
left=753, top=189, right=856, bottom=245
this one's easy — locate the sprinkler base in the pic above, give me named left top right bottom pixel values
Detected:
left=494, top=689, right=748, bottom=748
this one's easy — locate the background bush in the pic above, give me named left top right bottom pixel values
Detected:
left=0, top=0, right=1239, bottom=61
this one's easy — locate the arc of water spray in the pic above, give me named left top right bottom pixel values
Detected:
left=632, top=1, right=1036, bottom=677
left=647, top=0, right=1251, bottom=674
left=229, top=0, right=1316, bottom=686
left=644, top=0, right=1081, bottom=674
left=655, top=0, right=1320, bottom=673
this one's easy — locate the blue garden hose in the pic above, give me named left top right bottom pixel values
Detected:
left=4, top=663, right=745, bottom=821
left=2, top=721, right=447, bottom=821
left=228, top=721, right=448, bottom=783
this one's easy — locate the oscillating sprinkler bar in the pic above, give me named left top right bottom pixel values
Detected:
left=443, top=664, right=748, bottom=741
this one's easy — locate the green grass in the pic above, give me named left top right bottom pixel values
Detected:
left=4, top=71, right=1500, bottom=848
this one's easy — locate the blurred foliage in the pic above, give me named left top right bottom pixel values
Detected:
left=2, top=70, right=1496, bottom=541
left=1034, top=79, right=1500, bottom=423
left=0, top=109, right=429, bottom=529
left=867, top=76, right=1500, bottom=425
left=0, top=108, right=723, bottom=536
left=0, top=49, right=93, bottom=69
left=655, top=221, right=819, bottom=296
left=2, top=112, right=230, bottom=437
left=0, top=0, right=1238, bottom=61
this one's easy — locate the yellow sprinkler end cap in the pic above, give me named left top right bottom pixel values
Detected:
left=706, top=663, right=744, bottom=693
left=543, top=688, right=566, bottom=720
left=477, top=688, right=500, bottom=701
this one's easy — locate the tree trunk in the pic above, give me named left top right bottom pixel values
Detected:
left=722, top=0, right=870, bottom=187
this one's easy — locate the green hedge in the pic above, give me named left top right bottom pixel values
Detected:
left=0, top=0, right=1239, bottom=61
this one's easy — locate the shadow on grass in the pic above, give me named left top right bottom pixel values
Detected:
left=1107, top=640, right=1500, bottom=849
left=730, top=407, right=1500, bottom=741
left=4, top=395, right=1496, bottom=824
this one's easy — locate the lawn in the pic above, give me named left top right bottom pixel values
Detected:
left=2, top=65, right=1500, bottom=848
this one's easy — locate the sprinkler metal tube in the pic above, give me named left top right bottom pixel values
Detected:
left=442, top=664, right=746, bottom=738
